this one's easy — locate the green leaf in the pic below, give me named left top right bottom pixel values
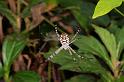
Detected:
left=45, top=36, right=112, bottom=81
left=0, top=62, right=4, bottom=78
left=22, top=0, right=42, bottom=18
left=0, top=2, right=17, bottom=29
left=92, top=24, right=117, bottom=60
left=74, top=35, right=112, bottom=68
left=78, top=53, right=112, bottom=82
left=58, top=0, right=82, bottom=7
left=107, top=21, right=120, bottom=35
left=64, top=75, right=95, bottom=82
left=93, top=15, right=110, bottom=27
left=13, top=71, right=41, bottom=82
left=116, top=27, right=124, bottom=57
left=71, top=9, right=90, bottom=32
left=70, top=1, right=93, bottom=32
left=45, top=49, right=82, bottom=72
left=2, top=33, right=28, bottom=69
left=115, top=75, right=124, bottom=82
left=92, top=0, right=123, bottom=19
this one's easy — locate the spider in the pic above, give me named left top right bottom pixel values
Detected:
left=47, top=25, right=84, bottom=61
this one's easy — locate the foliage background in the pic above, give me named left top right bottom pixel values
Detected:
left=0, top=0, right=124, bottom=82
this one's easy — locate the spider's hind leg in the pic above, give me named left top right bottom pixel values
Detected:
left=69, top=47, right=84, bottom=59
left=68, top=48, right=77, bottom=62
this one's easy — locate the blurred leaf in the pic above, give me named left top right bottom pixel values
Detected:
left=92, top=24, right=117, bottom=60
left=13, top=71, right=41, bottom=82
left=115, top=75, right=124, bottom=82
left=0, top=1, right=8, bottom=8
left=107, top=21, right=120, bottom=35
left=22, top=0, right=42, bottom=18
left=2, top=33, right=28, bottom=69
left=71, top=9, right=90, bottom=32
left=0, top=2, right=17, bottom=29
left=0, top=62, right=4, bottom=78
left=58, top=1, right=110, bottom=31
left=64, top=75, right=95, bottom=82
left=58, top=0, right=90, bottom=31
left=115, top=27, right=124, bottom=57
left=70, top=1, right=93, bottom=32
left=93, top=15, right=110, bottom=27
left=92, top=0, right=123, bottom=19
left=58, top=0, right=82, bottom=7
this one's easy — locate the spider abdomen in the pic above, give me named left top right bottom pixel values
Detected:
left=59, top=33, right=70, bottom=50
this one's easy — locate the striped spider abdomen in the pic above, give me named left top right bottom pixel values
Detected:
left=59, top=33, right=70, bottom=50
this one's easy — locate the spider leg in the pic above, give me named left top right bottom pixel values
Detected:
left=47, top=46, right=63, bottom=60
left=69, top=47, right=84, bottom=59
left=55, top=25, right=60, bottom=40
left=70, top=28, right=80, bottom=43
left=67, top=48, right=76, bottom=62
left=69, top=39, right=76, bottom=44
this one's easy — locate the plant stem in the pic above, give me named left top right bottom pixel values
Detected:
left=48, top=62, right=52, bottom=82
left=4, top=67, right=11, bottom=82
left=114, top=8, right=124, bottom=17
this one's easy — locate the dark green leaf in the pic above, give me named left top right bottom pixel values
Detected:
left=64, top=75, right=95, bottom=82
left=58, top=0, right=82, bottom=7
left=2, top=33, right=28, bottom=68
left=93, top=15, right=110, bottom=27
left=45, top=49, right=82, bottom=72
left=115, top=75, right=124, bottom=82
left=70, top=1, right=93, bottom=32
left=116, top=27, right=124, bottom=57
left=74, top=35, right=112, bottom=68
left=92, top=24, right=117, bottom=60
left=13, top=71, right=41, bottom=82
left=0, top=62, right=4, bottom=78
left=107, top=21, right=120, bottom=35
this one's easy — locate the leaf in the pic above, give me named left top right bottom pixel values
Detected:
left=13, top=71, right=41, bottom=82
left=93, top=15, right=110, bottom=27
left=64, top=75, right=95, bottom=82
left=74, top=35, right=112, bottom=68
left=58, top=0, right=82, bottom=7
left=22, top=0, right=42, bottom=18
left=92, top=24, right=117, bottom=60
left=78, top=53, right=112, bottom=82
left=92, top=0, right=123, bottom=19
left=0, top=62, right=4, bottom=78
left=45, top=49, right=82, bottom=72
left=0, top=2, right=17, bottom=28
left=70, top=1, right=93, bottom=32
left=116, top=27, right=124, bottom=57
left=45, top=36, right=112, bottom=81
left=2, top=33, right=28, bottom=69
left=115, top=75, right=124, bottom=82
left=71, top=9, right=90, bottom=32
left=107, top=20, right=120, bottom=35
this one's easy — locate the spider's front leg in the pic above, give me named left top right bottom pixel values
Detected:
left=55, top=25, right=60, bottom=40
left=47, top=46, right=63, bottom=60
left=70, top=28, right=80, bottom=43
